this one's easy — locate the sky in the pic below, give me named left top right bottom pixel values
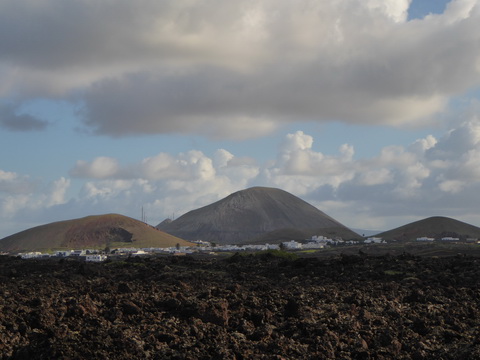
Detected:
left=1, top=0, right=480, bottom=238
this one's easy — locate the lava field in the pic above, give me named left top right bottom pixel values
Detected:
left=1, top=252, right=480, bottom=359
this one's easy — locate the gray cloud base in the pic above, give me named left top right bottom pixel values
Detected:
left=0, top=0, right=479, bottom=136
left=0, top=104, right=48, bottom=131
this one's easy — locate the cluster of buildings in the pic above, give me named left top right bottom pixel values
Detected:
left=15, top=232, right=480, bottom=261
left=17, top=235, right=362, bottom=261
left=416, top=236, right=479, bottom=242
left=363, top=237, right=385, bottom=244
left=20, top=249, right=108, bottom=262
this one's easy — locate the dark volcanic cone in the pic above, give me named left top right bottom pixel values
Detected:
left=157, top=187, right=359, bottom=244
left=375, top=216, right=480, bottom=242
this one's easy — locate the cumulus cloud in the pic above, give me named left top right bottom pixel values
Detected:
left=66, top=149, right=260, bottom=225
left=6, top=120, right=480, bottom=236
left=138, top=150, right=216, bottom=181
left=68, top=122, right=480, bottom=232
left=46, top=177, right=71, bottom=207
left=426, top=119, right=480, bottom=160
left=438, top=179, right=465, bottom=193
left=357, top=168, right=393, bottom=186
left=267, top=131, right=355, bottom=193
left=0, top=170, right=37, bottom=194
left=70, top=157, right=120, bottom=179
left=0, top=173, right=70, bottom=223
left=0, top=0, right=479, bottom=136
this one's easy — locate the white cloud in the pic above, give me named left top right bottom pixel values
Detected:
left=0, top=170, right=17, bottom=182
left=0, top=170, right=36, bottom=194
left=392, top=161, right=430, bottom=198
left=82, top=180, right=144, bottom=202
left=213, top=149, right=234, bottom=168
left=0, top=175, right=70, bottom=222
left=70, top=157, right=120, bottom=179
left=444, top=0, right=479, bottom=22
left=358, top=168, right=393, bottom=186
left=66, top=149, right=261, bottom=227
left=281, top=131, right=314, bottom=152
left=6, top=120, right=480, bottom=236
left=408, top=134, right=437, bottom=155
left=0, top=0, right=479, bottom=137
left=366, top=0, right=411, bottom=23
left=140, top=150, right=216, bottom=181
left=260, top=131, right=357, bottom=194
left=438, top=179, right=465, bottom=193
left=46, top=177, right=70, bottom=207
left=427, top=119, right=480, bottom=160
left=139, top=153, right=190, bottom=181
left=3, top=0, right=480, bottom=237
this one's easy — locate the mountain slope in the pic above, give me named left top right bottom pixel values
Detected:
left=375, top=216, right=480, bottom=242
left=243, top=226, right=358, bottom=245
left=157, top=187, right=360, bottom=244
left=0, top=214, right=193, bottom=253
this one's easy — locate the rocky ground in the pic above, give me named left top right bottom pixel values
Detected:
left=1, top=251, right=480, bottom=359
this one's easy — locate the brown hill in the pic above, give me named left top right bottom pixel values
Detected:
left=0, top=214, right=193, bottom=253
left=375, top=216, right=480, bottom=242
left=157, top=187, right=360, bottom=244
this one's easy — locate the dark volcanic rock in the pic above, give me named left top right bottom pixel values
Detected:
left=1, top=253, right=480, bottom=359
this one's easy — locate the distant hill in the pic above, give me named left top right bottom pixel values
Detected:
left=0, top=214, right=193, bottom=253
left=157, top=187, right=360, bottom=244
left=375, top=216, right=480, bottom=242
left=350, top=228, right=384, bottom=237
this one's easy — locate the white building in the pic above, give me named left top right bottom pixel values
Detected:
left=132, top=250, right=147, bottom=255
left=416, top=237, right=435, bottom=242
left=243, top=244, right=268, bottom=251
left=20, top=252, right=42, bottom=259
left=345, top=240, right=360, bottom=245
left=191, top=240, right=211, bottom=246
left=309, top=235, right=333, bottom=242
left=441, top=237, right=460, bottom=241
left=70, top=250, right=86, bottom=256
left=259, top=244, right=280, bottom=250
left=304, top=242, right=325, bottom=249
left=86, top=254, right=107, bottom=262
left=364, top=237, right=384, bottom=244
left=282, top=240, right=303, bottom=249
left=55, top=250, right=72, bottom=257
